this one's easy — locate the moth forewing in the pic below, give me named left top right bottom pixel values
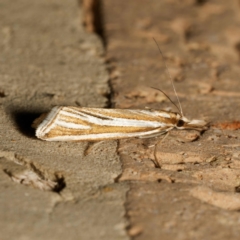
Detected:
left=34, top=106, right=207, bottom=141
left=35, top=106, right=173, bottom=141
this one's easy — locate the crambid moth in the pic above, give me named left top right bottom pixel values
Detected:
left=34, top=106, right=207, bottom=141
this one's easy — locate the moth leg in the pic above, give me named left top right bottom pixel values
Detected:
left=138, top=131, right=167, bottom=139
left=138, top=126, right=172, bottom=139
left=152, top=132, right=170, bottom=168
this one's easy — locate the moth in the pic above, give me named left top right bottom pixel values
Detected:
left=34, top=106, right=207, bottom=141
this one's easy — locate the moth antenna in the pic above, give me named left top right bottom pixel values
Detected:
left=153, top=38, right=184, bottom=117
left=150, top=86, right=181, bottom=114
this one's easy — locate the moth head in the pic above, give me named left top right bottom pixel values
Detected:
left=176, top=116, right=208, bottom=131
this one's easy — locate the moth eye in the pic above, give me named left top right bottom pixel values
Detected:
left=177, top=119, right=185, bottom=127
